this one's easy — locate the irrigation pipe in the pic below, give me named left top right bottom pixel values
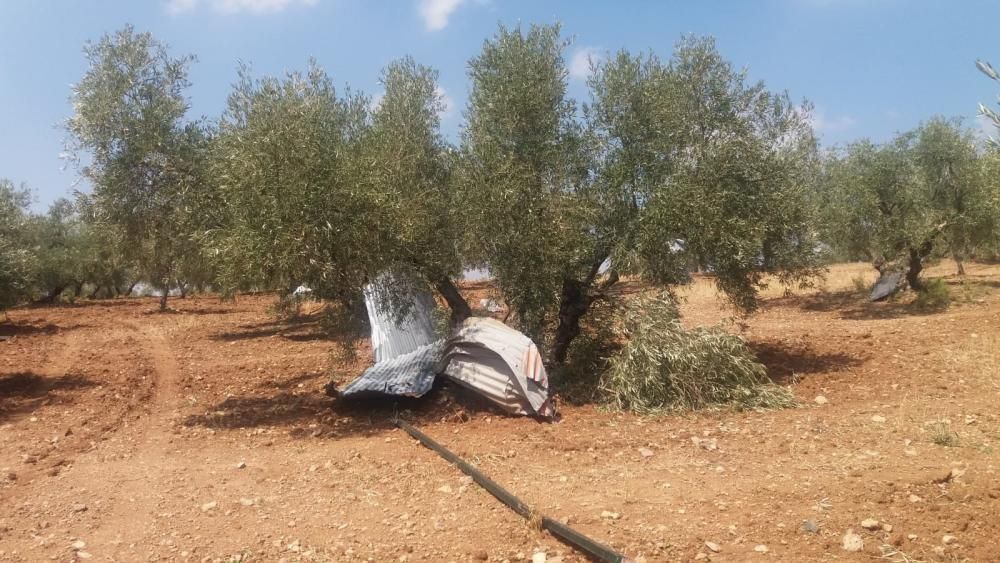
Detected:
left=394, top=418, right=631, bottom=563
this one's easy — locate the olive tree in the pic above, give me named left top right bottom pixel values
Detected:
left=26, top=198, right=87, bottom=302
left=361, top=57, right=470, bottom=323
left=461, top=27, right=821, bottom=365
left=913, top=117, right=995, bottom=274
left=67, top=26, right=208, bottom=310
left=820, top=118, right=996, bottom=288
left=0, top=180, right=35, bottom=314
left=212, top=56, right=474, bottom=326
left=210, top=61, right=372, bottom=303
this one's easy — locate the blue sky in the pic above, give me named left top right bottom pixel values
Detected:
left=2, top=0, right=999, bottom=211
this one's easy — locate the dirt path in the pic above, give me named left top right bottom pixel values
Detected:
left=74, top=322, right=185, bottom=557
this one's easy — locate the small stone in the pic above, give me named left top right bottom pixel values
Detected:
left=691, top=437, right=718, bottom=451
left=239, top=498, right=255, bottom=506
left=908, top=494, right=923, bottom=503
left=638, top=447, right=654, bottom=458
left=4, top=471, right=15, bottom=482
left=600, top=510, right=621, bottom=520
left=933, top=546, right=946, bottom=556
left=814, top=395, right=828, bottom=405
left=942, top=535, right=957, bottom=545
left=882, top=524, right=893, bottom=532
left=71, top=503, right=88, bottom=513
left=437, top=484, right=453, bottom=494
left=532, top=552, right=546, bottom=563
left=472, top=550, right=488, bottom=561
left=871, top=415, right=886, bottom=423
left=705, top=541, right=720, bottom=552
left=753, top=544, right=768, bottom=553
left=77, top=552, right=92, bottom=560
left=236, top=461, right=246, bottom=469
left=907, top=534, right=918, bottom=540
left=287, top=539, right=301, bottom=552
left=842, top=531, right=864, bottom=552
left=71, top=540, right=86, bottom=550
left=694, top=553, right=708, bottom=561
left=802, top=520, right=819, bottom=533
left=200, top=501, right=217, bottom=512
left=861, top=519, right=880, bottom=531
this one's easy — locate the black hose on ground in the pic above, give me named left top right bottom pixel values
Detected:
left=394, top=418, right=631, bottom=563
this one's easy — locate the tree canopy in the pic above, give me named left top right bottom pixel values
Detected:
left=817, top=117, right=998, bottom=288
left=67, top=25, right=210, bottom=310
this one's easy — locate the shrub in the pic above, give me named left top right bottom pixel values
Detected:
left=914, top=278, right=950, bottom=312
left=599, top=291, right=795, bottom=413
left=930, top=423, right=959, bottom=447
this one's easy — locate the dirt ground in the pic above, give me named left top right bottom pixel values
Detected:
left=1, top=261, right=998, bottom=562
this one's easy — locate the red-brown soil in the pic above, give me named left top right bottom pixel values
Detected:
left=1, top=262, right=998, bottom=562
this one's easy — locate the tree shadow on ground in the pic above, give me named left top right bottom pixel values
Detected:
left=0, top=320, right=91, bottom=338
left=211, top=318, right=328, bottom=343
left=182, top=380, right=523, bottom=438
left=24, top=299, right=137, bottom=310
left=751, top=340, right=866, bottom=384
left=768, top=289, right=932, bottom=321
left=0, top=371, right=98, bottom=421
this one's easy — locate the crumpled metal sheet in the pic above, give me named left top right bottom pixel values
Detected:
left=339, top=341, right=443, bottom=398
left=337, top=279, right=555, bottom=419
left=439, top=317, right=555, bottom=418
left=870, top=271, right=904, bottom=301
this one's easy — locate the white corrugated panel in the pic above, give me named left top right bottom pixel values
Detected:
left=363, top=278, right=436, bottom=363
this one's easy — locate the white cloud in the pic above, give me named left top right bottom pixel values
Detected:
left=166, top=0, right=198, bottom=14
left=569, top=47, right=603, bottom=80
left=436, top=86, right=455, bottom=118
left=975, top=113, right=996, bottom=146
left=808, top=110, right=857, bottom=133
left=166, top=0, right=317, bottom=15
left=418, top=0, right=464, bottom=31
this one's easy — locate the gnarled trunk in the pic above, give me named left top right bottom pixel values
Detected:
left=906, top=249, right=924, bottom=291
left=547, top=260, right=617, bottom=368
left=549, top=278, right=591, bottom=367
left=434, top=277, right=471, bottom=327
left=905, top=239, right=935, bottom=291
left=39, top=285, right=67, bottom=304
left=159, top=287, right=169, bottom=311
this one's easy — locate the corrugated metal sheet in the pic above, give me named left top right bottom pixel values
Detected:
left=338, top=282, right=554, bottom=418
left=439, top=318, right=555, bottom=418
left=339, top=341, right=442, bottom=398
left=363, top=278, right=436, bottom=363
left=870, top=271, right=904, bottom=301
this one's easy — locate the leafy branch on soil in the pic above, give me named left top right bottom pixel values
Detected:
left=598, top=291, right=796, bottom=414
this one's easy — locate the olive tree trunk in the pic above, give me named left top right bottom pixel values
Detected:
left=434, top=277, right=471, bottom=327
